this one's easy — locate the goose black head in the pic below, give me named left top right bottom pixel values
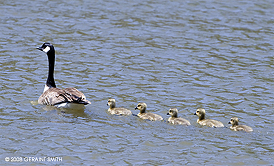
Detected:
left=37, top=42, right=55, bottom=53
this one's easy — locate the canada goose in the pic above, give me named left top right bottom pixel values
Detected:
left=167, top=108, right=190, bottom=126
left=228, top=117, right=253, bottom=132
left=36, top=42, right=91, bottom=108
left=135, top=103, right=163, bottom=121
left=194, top=108, right=224, bottom=128
left=107, top=99, right=132, bottom=115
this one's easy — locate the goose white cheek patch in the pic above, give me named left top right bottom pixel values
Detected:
left=43, top=46, right=50, bottom=53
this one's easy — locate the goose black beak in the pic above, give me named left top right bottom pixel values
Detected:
left=135, top=107, right=138, bottom=110
left=194, top=112, right=197, bottom=115
left=37, top=46, right=43, bottom=51
left=228, top=121, right=231, bottom=124
left=167, top=113, right=170, bottom=115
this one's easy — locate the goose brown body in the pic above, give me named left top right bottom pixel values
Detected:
left=38, top=87, right=90, bottom=106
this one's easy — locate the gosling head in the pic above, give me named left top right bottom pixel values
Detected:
left=228, top=117, right=239, bottom=126
left=107, top=99, right=116, bottom=108
left=194, top=108, right=206, bottom=120
left=37, top=42, right=54, bottom=54
left=167, top=108, right=178, bottom=118
left=135, top=102, right=147, bottom=113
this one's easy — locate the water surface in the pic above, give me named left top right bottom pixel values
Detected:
left=1, top=0, right=274, bottom=165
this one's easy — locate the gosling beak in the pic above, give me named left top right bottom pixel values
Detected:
left=135, top=107, right=138, bottom=110
left=194, top=112, right=197, bottom=115
left=228, top=121, right=231, bottom=124
left=167, top=113, right=170, bottom=115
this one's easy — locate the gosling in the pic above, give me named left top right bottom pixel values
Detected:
left=135, top=103, right=163, bottom=121
left=167, top=108, right=190, bottom=126
left=228, top=117, right=253, bottom=132
left=107, top=99, right=132, bottom=116
left=194, top=108, right=224, bottom=128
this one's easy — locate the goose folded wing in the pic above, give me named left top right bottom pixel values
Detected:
left=63, top=87, right=91, bottom=105
left=38, top=88, right=91, bottom=106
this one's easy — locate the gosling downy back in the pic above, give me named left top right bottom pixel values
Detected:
left=135, top=103, right=163, bottom=121
left=228, top=117, right=253, bottom=132
left=107, top=99, right=132, bottom=116
left=194, top=108, right=224, bottom=128
left=167, top=108, right=190, bottom=126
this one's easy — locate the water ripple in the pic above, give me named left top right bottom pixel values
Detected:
left=1, top=0, right=274, bottom=165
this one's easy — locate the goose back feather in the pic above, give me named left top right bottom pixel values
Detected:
left=38, top=87, right=90, bottom=106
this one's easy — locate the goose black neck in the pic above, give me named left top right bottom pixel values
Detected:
left=46, top=48, right=56, bottom=88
